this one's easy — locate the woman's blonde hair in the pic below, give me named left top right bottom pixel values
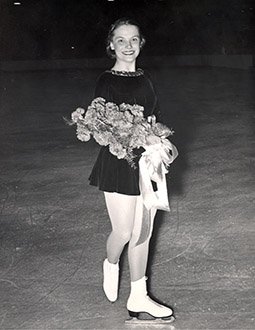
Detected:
left=106, top=18, right=146, bottom=59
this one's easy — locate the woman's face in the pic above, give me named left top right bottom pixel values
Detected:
left=110, top=24, right=141, bottom=65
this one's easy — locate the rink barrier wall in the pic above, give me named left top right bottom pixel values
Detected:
left=0, top=54, right=253, bottom=71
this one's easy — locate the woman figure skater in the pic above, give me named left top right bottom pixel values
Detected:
left=89, top=18, right=174, bottom=320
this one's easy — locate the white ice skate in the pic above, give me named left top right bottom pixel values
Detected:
left=103, top=258, right=119, bottom=302
left=126, top=276, right=175, bottom=324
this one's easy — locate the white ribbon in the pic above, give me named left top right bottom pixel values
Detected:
left=139, top=141, right=178, bottom=212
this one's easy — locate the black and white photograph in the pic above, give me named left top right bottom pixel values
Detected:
left=0, top=0, right=254, bottom=329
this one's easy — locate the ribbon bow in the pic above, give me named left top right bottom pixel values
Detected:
left=139, top=141, right=178, bottom=212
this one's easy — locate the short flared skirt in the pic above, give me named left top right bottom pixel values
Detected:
left=89, top=146, right=141, bottom=195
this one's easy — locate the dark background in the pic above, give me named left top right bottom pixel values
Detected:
left=0, top=0, right=254, bottom=60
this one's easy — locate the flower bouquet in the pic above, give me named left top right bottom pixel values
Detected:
left=70, top=97, right=177, bottom=170
left=69, top=97, right=178, bottom=211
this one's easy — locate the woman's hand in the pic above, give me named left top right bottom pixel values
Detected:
left=145, top=135, right=161, bottom=145
left=147, top=115, right=156, bottom=125
left=146, top=115, right=160, bottom=145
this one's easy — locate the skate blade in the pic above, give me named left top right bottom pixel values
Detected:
left=125, top=315, right=175, bottom=326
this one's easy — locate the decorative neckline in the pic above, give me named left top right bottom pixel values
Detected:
left=108, top=68, right=144, bottom=77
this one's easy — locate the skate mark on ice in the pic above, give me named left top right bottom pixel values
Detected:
left=42, top=210, right=58, bottom=223
left=0, top=311, right=8, bottom=329
left=153, top=200, right=194, bottom=266
left=0, top=255, right=15, bottom=276
left=28, top=227, right=93, bottom=298
left=200, top=224, right=233, bottom=257
left=153, top=235, right=193, bottom=266
left=17, top=223, right=94, bottom=329
left=0, top=183, right=9, bottom=214
left=0, top=278, right=18, bottom=288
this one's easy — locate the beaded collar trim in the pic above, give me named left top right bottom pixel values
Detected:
left=108, top=68, right=144, bottom=77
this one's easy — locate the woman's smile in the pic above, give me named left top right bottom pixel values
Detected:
left=123, top=50, right=135, bottom=55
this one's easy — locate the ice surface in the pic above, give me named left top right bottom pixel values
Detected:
left=0, top=67, right=254, bottom=329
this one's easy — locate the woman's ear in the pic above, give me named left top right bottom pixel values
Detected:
left=110, top=42, right=115, bottom=50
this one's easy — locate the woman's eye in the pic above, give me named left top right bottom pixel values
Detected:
left=132, top=37, right=139, bottom=42
left=117, top=39, right=124, bottom=44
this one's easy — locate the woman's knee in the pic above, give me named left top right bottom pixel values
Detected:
left=112, top=228, right=132, bottom=244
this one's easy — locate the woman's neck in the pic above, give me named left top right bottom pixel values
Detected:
left=111, top=61, right=136, bottom=72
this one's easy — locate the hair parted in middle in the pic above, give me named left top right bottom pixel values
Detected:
left=106, top=18, right=146, bottom=59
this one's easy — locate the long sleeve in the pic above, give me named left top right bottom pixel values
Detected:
left=144, top=71, right=162, bottom=123
left=94, top=74, right=110, bottom=100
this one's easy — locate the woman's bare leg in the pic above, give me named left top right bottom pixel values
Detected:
left=128, top=195, right=157, bottom=281
left=104, top=192, right=137, bottom=264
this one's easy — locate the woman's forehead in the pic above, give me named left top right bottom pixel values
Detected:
left=113, top=24, right=139, bottom=38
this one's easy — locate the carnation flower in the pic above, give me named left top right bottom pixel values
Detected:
left=109, top=143, right=127, bottom=159
left=94, top=132, right=112, bottom=146
left=77, top=132, right=91, bottom=142
left=71, top=107, right=85, bottom=123
left=70, top=97, right=176, bottom=168
left=130, top=105, right=144, bottom=117
left=106, top=102, right=118, bottom=112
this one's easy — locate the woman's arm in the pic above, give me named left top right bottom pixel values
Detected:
left=94, top=73, right=110, bottom=100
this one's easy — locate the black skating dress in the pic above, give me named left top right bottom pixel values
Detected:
left=89, top=69, right=160, bottom=195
